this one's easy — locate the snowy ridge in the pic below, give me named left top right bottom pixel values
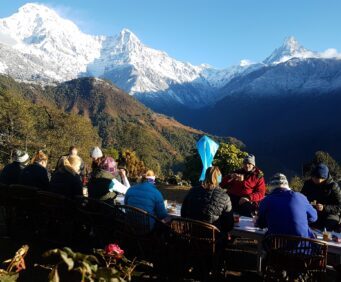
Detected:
left=0, top=2, right=253, bottom=104
left=1, top=3, right=341, bottom=108
left=263, top=36, right=316, bottom=64
left=0, top=3, right=103, bottom=81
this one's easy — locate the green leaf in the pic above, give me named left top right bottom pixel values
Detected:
left=0, top=272, right=19, bottom=282
left=60, top=252, right=74, bottom=271
left=48, top=267, right=60, bottom=282
left=79, top=261, right=92, bottom=275
left=62, top=247, right=75, bottom=258
left=96, top=267, right=125, bottom=282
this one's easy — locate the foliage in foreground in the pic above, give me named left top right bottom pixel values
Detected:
left=41, top=244, right=148, bottom=282
left=0, top=245, right=29, bottom=282
left=0, top=244, right=149, bottom=282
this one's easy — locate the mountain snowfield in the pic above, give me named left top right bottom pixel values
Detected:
left=1, top=3, right=341, bottom=107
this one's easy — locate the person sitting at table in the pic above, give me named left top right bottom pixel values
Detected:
left=181, top=166, right=233, bottom=233
left=49, top=155, right=83, bottom=198
left=124, top=170, right=168, bottom=220
left=19, top=150, right=50, bottom=190
left=301, top=163, right=341, bottom=231
left=55, top=146, right=86, bottom=178
left=221, top=154, right=266, bottom=217
left=0, top=149, right=30, bottom=185
left=88, top=156, right=130, bottom=203
left=257, top=173, right=317, bottom=238
left=90, top=146, right=103, bottom=161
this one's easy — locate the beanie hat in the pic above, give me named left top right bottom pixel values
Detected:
left=243, top=154, right=256, bottom=166
left=270, top=173, right=289, bottom=188
left=312, top=164, right=329, bottom=179
left=100, top=157, right=117, bottom=176
left=14, top=150, right=29, bottom=163
left=90, top=147, right=103, bottom=159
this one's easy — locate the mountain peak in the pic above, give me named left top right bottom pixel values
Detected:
left=263, top=36, right=315, bottom=65
left=18, top=2, right=55, bottom=15
left=282, top=36, right=301, bottom=50
left=116, top=28, right=141, bottom=46
left=15, top=2, right=65, bottom=25
left=1, top=2, right=82, bottom=42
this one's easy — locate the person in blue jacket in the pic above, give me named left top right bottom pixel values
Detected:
left=257, top=173, right=317, bottom=238
left=124, top=170, right=167, bottom=220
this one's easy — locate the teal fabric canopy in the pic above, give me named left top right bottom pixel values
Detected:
left=196, top=135, right=219, bottom=181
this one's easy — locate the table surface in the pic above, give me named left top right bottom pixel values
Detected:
left=234, top=216, right=341, bottom=255
left=234, top=216, right=267, bottom=235
left=115, top=195, right=182, bottom=216
left=113, top=198, right=341, bottom=254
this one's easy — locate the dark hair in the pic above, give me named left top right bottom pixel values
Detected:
left=69, top=146, right=77, bottom=153
left=91, top=156, right=105, bottom=171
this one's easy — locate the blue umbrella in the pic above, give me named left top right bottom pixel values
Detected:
left=196, top=135, right=219, bottom=181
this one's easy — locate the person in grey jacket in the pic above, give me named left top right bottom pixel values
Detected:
left=181, top=166, right=233, bottom=233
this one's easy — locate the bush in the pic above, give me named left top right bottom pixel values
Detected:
left=290, top=176, right=304, bottom=192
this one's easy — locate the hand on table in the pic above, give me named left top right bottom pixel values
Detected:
left=316, top=203, right=324, bottom=212
left=162, top=216, right=172, bottom=224
left=239, top=197, right=250, bottom=205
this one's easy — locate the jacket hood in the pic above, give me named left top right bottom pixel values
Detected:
left=325, top=174, right=334, bottom=184
left=92, top=168, right=114, bottom=180
left=60, top=157, right=80, bottom=176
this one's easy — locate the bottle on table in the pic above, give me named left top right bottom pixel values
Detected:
left=323, top=228, right=330, bottom=241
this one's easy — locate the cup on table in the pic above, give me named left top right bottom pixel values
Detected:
left=233, top=212, right=240, bottom=223
left=251, top=211, right=258, bottom=224
left=82, top=187, right=88, bottom=197
left=164, top=200, right=168, bottom=207
left=167, top=201, right=177, bottom=213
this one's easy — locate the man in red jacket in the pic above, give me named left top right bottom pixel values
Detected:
left=221, top=154, right=266, bottom=216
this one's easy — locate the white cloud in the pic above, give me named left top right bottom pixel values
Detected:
left=319, top=48, right=341, bottom=59
left=240, top=59, right=253, bottom=67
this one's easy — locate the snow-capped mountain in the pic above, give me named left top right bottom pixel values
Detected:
left=1, top=3, right=341, bottom=109
left=0, top=3, right=103, bottom=81
left=218, top=58, right=341, bottom=98
left=0, top=3, right=237, bottom=106
left=263, top=36, right=316, bottom=64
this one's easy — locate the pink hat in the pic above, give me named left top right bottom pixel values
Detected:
left=100, top=157, right=117, bottom=176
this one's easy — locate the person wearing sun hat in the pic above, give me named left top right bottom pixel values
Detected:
left=0, top=150, right=30, bottom=185
left=301, top=163, right=341, bottom=231
left=257, top=173, right=317, bottom=238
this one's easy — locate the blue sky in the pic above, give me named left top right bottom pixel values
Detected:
left=1, top=0, right=341, bottom=68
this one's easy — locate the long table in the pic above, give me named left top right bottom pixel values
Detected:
left=231, top=216, right=341, bottom=273
left=114, top=195, right=182, bottom=216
